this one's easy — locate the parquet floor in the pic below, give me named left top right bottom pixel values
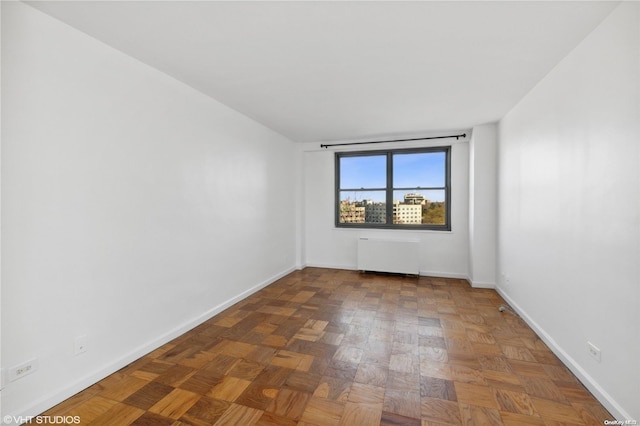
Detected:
left=42, top=268, right=612, bottom=425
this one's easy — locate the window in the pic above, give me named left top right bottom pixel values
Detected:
left=335, top=147, right=451, bottom=230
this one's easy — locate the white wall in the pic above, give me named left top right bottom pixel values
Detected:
left=497, top=2, right=640, bottom=420
left=0, top=0, right=3, bottom=418
left=468, top=124, right=497, bottom=288
left=302, top=138, right=470, bottom=278
left=1, top=2, right=296, bottom=417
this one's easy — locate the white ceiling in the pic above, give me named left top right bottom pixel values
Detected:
left=26, top=1, right=618, bottom=143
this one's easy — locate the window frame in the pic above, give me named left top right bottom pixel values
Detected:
left=335, top=146, right=451, bottom=231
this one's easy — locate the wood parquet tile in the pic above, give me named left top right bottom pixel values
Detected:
left=41, top=268, right=613, bottom=425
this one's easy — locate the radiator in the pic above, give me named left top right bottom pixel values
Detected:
left=357, top=238, right=420, bottom=275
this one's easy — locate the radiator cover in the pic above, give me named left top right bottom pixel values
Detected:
left=357, top=238, right=420, bottom=275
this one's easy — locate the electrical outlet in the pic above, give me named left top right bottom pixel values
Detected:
left=587, top=341, right=601, bottom=362
left=75, top=335, right=88, bottom=355
left=8, top=358, right=38, bottom=382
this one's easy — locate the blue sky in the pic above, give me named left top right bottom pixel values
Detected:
left=339, top=152, right=446, bottom=202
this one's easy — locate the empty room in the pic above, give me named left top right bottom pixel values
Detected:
left=1, top=1, right=638, bottom=424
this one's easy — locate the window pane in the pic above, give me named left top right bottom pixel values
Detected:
left=340, top=155, right=386, bottom=189
left=393, top=152, right=445, bottom=188
left=335, top=147, right=449, bottom=230
left=339, top=191, right=386, bottom=224
left=393, top=190, right=446, bottom=225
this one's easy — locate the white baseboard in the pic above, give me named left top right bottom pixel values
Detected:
left=18, top=266, right=296, bottom=420
left=496, top=286, right=631, bottom=421
left=303, top=262, right=357, bottom=271
left=420, top=270, right=469, bottom=280
left=469, top=280, right=496, bottom=289
left=304, top=263, right=472, bottom=282
left=305, top=263, right=473, bottom=280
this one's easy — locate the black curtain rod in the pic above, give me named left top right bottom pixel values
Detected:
left=320, top=133, right=466, bottom=149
